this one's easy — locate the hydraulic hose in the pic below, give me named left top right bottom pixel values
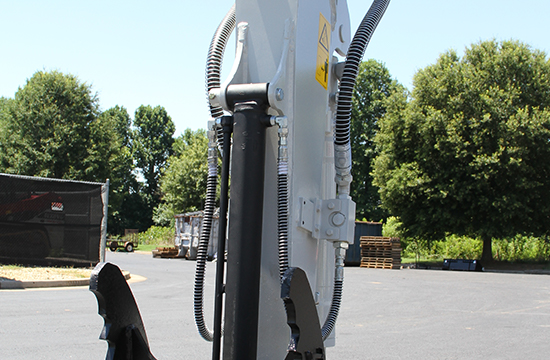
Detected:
left=206, top=4, right=236, bottom=120
left=323, top=0, right=391, bottom=341
left=322, top=278, right=344, bottom=340
left=275, top=117, right=290, bottom=280
left=334, top=0, right=390, bottom=191
left=194, top=4, right=236, bottom=342
left=321, top=242, right=347, bottom=341
left=193, top=125, right=219, bottom=342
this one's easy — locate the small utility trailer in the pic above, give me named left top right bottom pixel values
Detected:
left=108, top=240, right=136, bottom=252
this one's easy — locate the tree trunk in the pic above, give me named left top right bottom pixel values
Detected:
left=481, top=235, right=493, bottom=263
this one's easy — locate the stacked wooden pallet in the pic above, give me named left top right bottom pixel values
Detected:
left=360, top=236, right=401, bottom=269
left=152, top=247, right=179, bottom=258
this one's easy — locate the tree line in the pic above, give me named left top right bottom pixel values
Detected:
left=2, top=39, right=550, bottom=262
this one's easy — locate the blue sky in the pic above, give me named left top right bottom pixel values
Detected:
left=1, top=0, right=549, bottom=136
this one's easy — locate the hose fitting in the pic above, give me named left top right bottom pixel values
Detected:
left=273, top=116, right=289, bottom=168
left=208, top=120, right=219, bottom=164
left=334, top=143, right=353, bottom=194
left=334, top=241, right=349, bottom=281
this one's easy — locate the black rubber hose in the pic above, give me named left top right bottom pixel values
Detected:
left=334, top=0, right=390, bottom=146
left=194, top=4, right=236, bottom=342
left=321, top=278, right=343, bottom=340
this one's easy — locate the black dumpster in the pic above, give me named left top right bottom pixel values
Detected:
left=442, top=259, right=483, bottom=271
left=0, top=173, right=108, bottom=266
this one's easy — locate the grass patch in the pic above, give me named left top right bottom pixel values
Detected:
left=135, top=244, right=161, bottom=252
left=401, top=257, right=444, bottom=268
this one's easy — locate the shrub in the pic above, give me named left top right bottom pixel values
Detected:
left=136, top=226, right=174, bottom=247
left=493, top=235, right=550, bottom=262
left=382, top=216, right=402, bottom=238
left=433, top=235, right=482, bottom=260
left=402, top=237, right=431, bottom=261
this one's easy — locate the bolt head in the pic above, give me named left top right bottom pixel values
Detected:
left=276, top=88, right=284, bottom=101
left=332, top=212, right=346, bottom=227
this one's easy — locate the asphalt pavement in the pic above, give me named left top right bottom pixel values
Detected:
left=0, top=251, right=549, bottom=359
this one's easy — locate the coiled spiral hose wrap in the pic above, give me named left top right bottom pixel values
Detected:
left=334, top=0, right=390, bottom=146
left=193, top=155, right=218, bottom=342
left=194, top=4, right=236, bottom=342
left=321, top=278, right=344, bottom=340
left=206, top=4, right=236, bottom=120
left=277, top=160, right=289, bottom=280
left=206, top=5, right=236, bottom=153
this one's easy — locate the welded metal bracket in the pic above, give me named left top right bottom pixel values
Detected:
left=298, top=197, right=356, bottom=243
left=90, top=262, right=156, bottom=360
left=267, top=19, right=294, bottom=116
left=209, top=22, right=250, bottom=112
left=281, top=267, right=325, bottom=360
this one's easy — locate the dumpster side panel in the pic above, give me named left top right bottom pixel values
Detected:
left=345, top=222, right=383, bottom=266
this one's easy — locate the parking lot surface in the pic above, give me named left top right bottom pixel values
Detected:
left=1, top=252, right=548, bottom=359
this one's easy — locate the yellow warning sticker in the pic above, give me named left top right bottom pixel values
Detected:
left=316, top=13, right=330, bottom=90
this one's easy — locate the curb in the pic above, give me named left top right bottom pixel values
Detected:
left=0, top=271, right=131, bottom=290
left=483, top=269, right=550, bottom=275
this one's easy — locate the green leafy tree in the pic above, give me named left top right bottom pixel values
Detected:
left=0, top=97, right=15, bottom=168
left=0, top=70, right=122, bottom=183
left=350, top=60, right=403, bottom=221
left=153, top=128, right=210, bottom=226
left=0, top=97, right=11, bottom=123
left=373, top=40, right=550, bottom=262
left=101, top=105, right=133, bottom=148
left=133, top=105, right=175, bottom=209
left=98, top=106, right=148, bottom=234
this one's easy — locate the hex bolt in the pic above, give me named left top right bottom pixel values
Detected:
left=276, top=88, right=284, bottom=101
